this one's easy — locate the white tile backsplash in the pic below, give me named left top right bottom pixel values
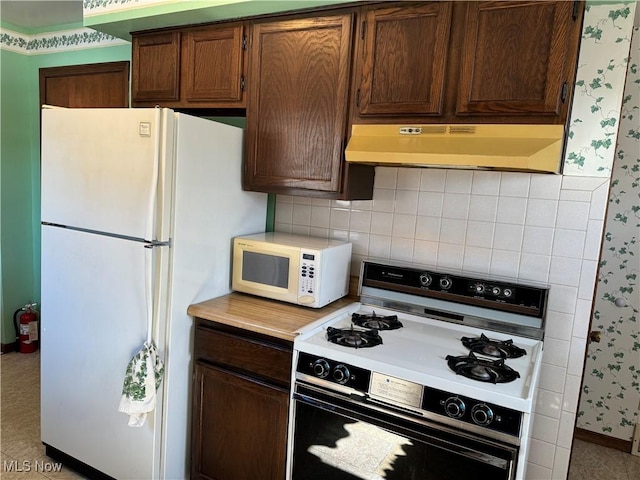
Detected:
left=465, top=220, right=495, bottom=248
left=444, top=169, right=473, bottom=193
left=274, top=166, right=609, bottom=480
left=493, top=223, right=524, bottom=251
left=391, top=213, right=417, bottom=238
left=523, top=226, right=555, bottom=255
left=552, top=229, right=586, bottom=259
left=532, top=413, right=560, bottom=444
left=417, top=191, right=444, bottom=216
left=419, top=168, right=446, bottom=191
left=442, top=192, right=470, bottom=219
left=468, top=194, right=499, bottom=222
left=556, top=201, right=590, bottom=230
left=528, top=438, right=557, bottom=469
left=549, top=257, right=582, bottom=287
left=397, top=168, right=421, bottom=190
left=530, top=175, right=562, bottom=200
left=471, top=170, right=502, bottom=195
left=415, top=215, right=441, bottom=241
left=437, top=243, right=464, bottom=270
left=390, top=237, right=414, bottom=262
left=310, top=205, right=331, bottom=228
left=440, top=218, right=467, bottom=244
left=374, top=167, right=397, bottom=189
left=394, top=189, right=419, bottom=214
left=497, top=196, right=528, bottom=224
left=462, top=246, right=492, bottom=273
left=370, top=211, right=393, bottom=236
left=526, top=198, right=559, bottom=227
left=329, top=207, right=350, bottom=230
left=349, top=209, right=372, bottom=233
left=542, top=337, right=571, bottom=368
left=500, top=172, right=531, bottom=197
left=372, top=188, right=395, bottom=212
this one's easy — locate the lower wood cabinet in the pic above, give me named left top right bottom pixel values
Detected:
left=191, top=320, right=292, bottom=480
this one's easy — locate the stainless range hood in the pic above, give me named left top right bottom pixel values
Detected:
left=345, top=124, right=565, bottom=173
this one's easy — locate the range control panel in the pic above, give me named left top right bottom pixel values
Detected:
left=362, top=262, right=548, bottom=318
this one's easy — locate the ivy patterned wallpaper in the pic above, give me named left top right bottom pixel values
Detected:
left=0, top=28, right=127, bottom=54
left=564, top=2, right=637, bottom=176
left=83, top=0, right=170, bottom=15
left=577, top=4, right=640, bottom=441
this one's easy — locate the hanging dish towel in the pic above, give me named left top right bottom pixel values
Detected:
left=118, top=341, right=165, bottom=427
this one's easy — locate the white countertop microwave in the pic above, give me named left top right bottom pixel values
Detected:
left=232, top=232, right=352, bottom=308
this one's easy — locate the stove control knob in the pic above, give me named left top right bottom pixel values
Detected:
left=439, top=277, right=453, bottom=290
left=471, top=404, right=494, bottom=426
left=332, top=364, right=351, bottom=384
left=312, top=359, right=330, bottom=378
left=473, top=283, right=486, bottom=294
left=503, top=288, right=513, bottom=298
left=419, top=273, right=433, bottom=287
left=491, top=286, right=502, bottom=296
left=444, top=397, right=466, bottom=418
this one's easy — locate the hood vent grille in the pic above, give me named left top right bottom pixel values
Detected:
left=345, top=124, right=565, bottom=174
left=449, top=125, right=477, bottom=135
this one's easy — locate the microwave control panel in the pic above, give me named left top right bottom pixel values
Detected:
left=298, top=251, right=318, bottom=300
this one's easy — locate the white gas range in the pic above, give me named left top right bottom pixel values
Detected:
left=287, top=260, right=548, bottom=480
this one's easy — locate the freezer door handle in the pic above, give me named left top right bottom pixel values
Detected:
left=143, top=240, right=171, bottom=249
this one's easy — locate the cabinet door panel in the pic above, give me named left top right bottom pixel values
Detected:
left=132, top=32, right=180, bottom=101
left=182, top=25, right=245, bottom=104
left=457, top=1, right=577, bottom=116
left=191, top=364, right=288, bottom=480
left=359, top=2, right=452, bottom=116
left=245, top=15, right=353, bottom=193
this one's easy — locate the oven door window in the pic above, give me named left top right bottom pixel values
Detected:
left=291, top=391, right=518, bottom=480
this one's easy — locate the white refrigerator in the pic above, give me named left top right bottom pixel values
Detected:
left=40, top=107, right=267, bottom=480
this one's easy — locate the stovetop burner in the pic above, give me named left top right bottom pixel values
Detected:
left=326, top=326, right=383, bottom=349
left=462, top=334, right=527, bottom=359
left=351, top=311, right=403, bottom=330
left=445, top=352, right=521, bottom=384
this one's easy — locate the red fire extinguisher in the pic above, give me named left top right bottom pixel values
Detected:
left=13, top=303, right=39, bottom=354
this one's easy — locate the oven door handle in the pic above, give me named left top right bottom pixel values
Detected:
left=293, top=388, right=515, bottom=474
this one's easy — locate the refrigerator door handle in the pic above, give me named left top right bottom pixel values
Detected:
left=143, top=240, right=171, bottom=249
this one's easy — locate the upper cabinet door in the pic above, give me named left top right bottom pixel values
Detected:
left=456, top=1, right=582, bottom=119
left=245, top=15, right=354, bottom=194
left=132, top=31, right=181, bottom=102
left=181, top=25, right=246, bottom=106
left=357, top=2, right=453, bottom=117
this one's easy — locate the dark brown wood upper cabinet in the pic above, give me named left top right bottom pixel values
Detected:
left=356, top=2, right=453, bottom=117
left=244, top=14, right=357, bottom=196
left=181, top=24, right=246, bottom=105
left=132, top=24, right=246, bottom=108
left=132, top=31, right=180, bottom=102
left=456, top=1, right=582, bottom=119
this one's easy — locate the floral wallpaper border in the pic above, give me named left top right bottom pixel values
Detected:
left=577, top=3, right=640, bottom=441
left=564, top=2, right=636, bottom=177
left=83, top=0, right=171, bottom=16
left=0, top=27, right=129, bottom=54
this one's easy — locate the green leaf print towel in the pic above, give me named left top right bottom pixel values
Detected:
left=118, top=341, right=164, bottom=427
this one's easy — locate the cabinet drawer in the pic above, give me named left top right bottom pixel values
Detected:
left=194, top=322, right=292, bottom=387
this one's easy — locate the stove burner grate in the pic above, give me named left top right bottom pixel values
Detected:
left=461, top=333, right=527, bottom=359
left=446, top=352, right=520, bottom=384
left=327, top=326, right=383, bottom=349
left=351, top=311, right=403, bottom=331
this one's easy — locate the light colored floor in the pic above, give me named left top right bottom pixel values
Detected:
left=0, top=351, right=86, bottom=480
left=1, top=350, right=639, bottom=480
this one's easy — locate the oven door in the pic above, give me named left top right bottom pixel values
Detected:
left=290, top=384, right=518, bottom=480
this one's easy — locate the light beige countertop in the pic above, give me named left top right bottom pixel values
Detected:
left=188, top=292, right=357, bottom=342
